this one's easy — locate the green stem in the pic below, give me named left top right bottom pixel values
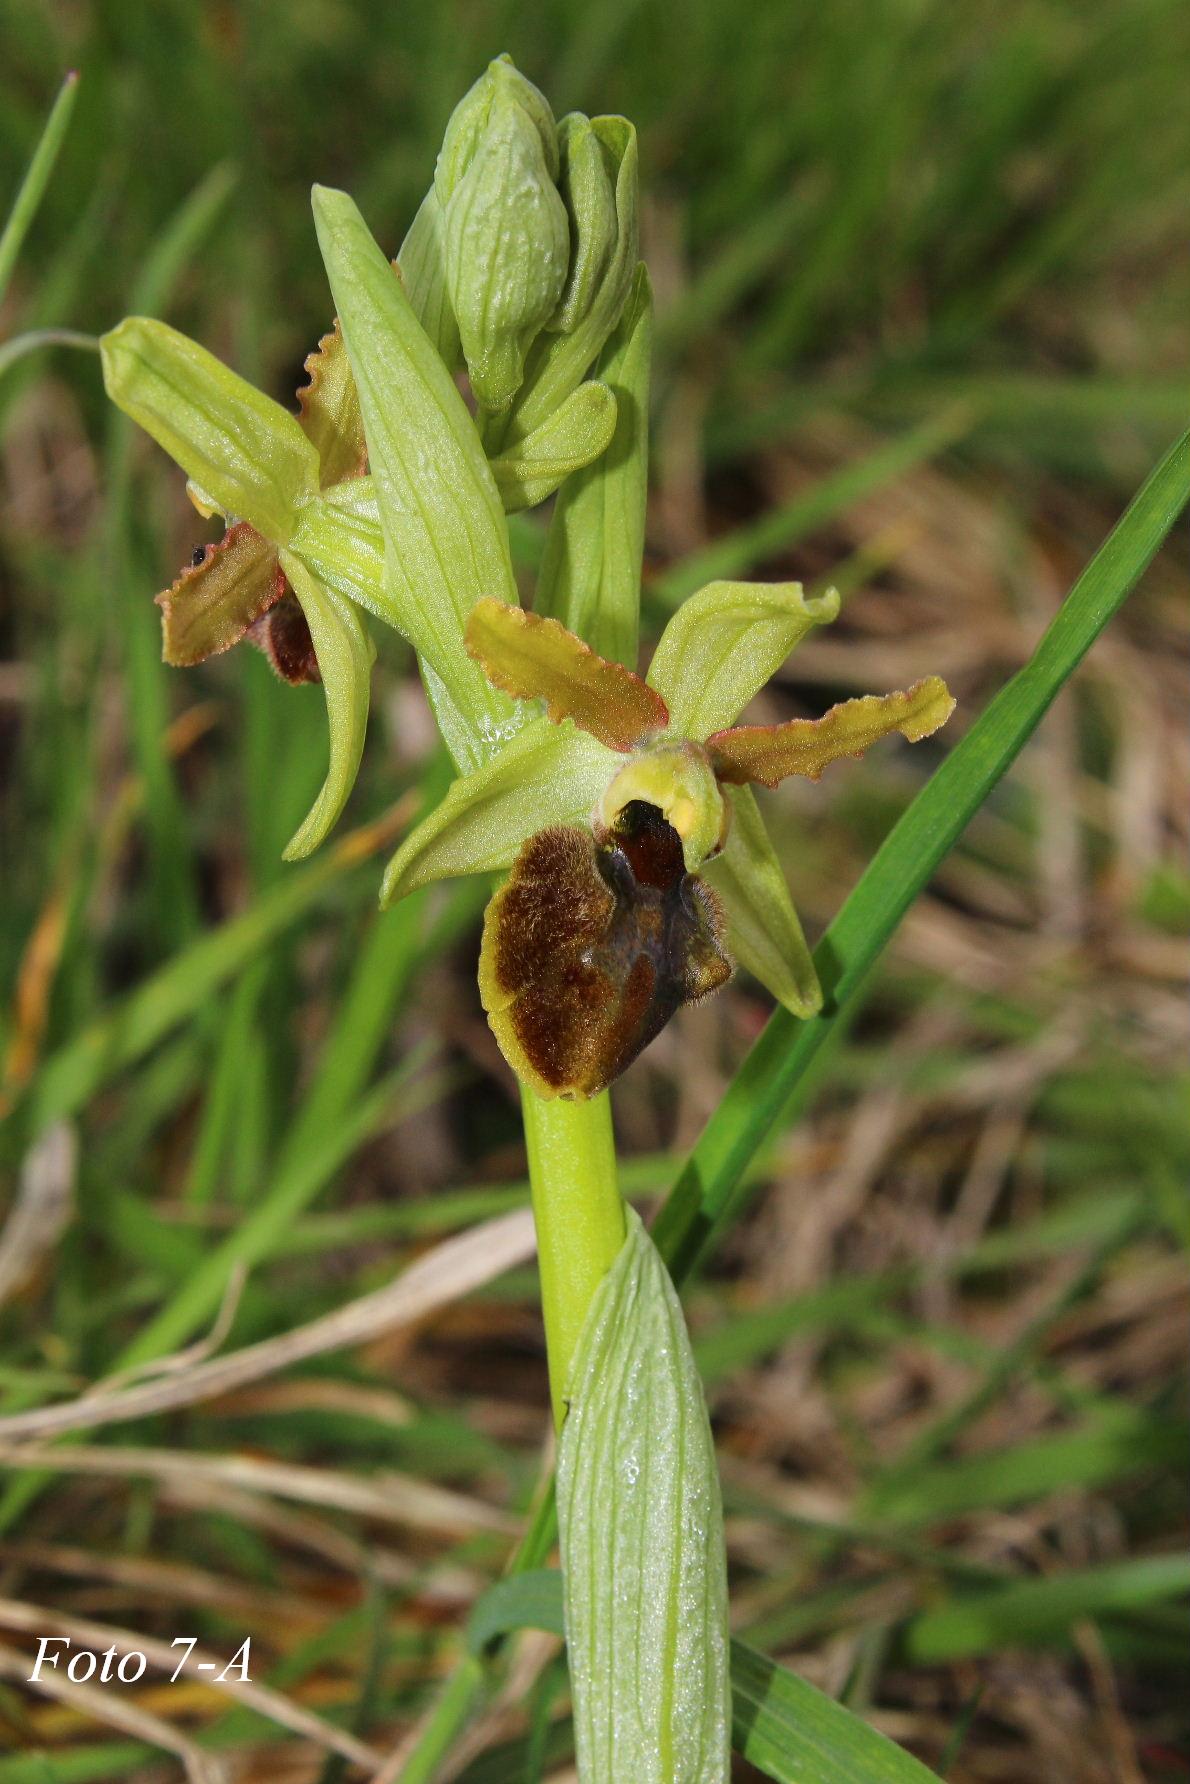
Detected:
left=521, top=1087, right=625, bottom=1428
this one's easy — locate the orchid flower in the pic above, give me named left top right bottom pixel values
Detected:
left=381, top=591, right=954, bottom=1098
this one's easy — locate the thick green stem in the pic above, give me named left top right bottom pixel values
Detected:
left=521, top=1087, right=625, bottom=1428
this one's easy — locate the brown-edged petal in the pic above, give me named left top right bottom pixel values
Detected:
left=465, top=597, right=668, bottom=752
left=480, top=810, right=730, bottom=1100
left=296, top=320, right=369, bottom=489
left=708, top=676, right=955, bottom=787
left=156, top=521, right=285, bottom=667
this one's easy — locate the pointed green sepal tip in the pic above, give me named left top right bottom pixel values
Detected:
left=277, top=553, right=374, bottom=860
left=100, top=317, right=320, bottom=544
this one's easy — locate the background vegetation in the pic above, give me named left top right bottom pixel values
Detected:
left=1, top=1, right=1187, bottom=1779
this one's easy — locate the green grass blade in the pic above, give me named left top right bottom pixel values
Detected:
left=904, top=1554, right=1190, bottom=1663
left=0, top=70, right=79, bottom=309
left=653, top=417, right=1190, bottom=1284
left=730, top=1637, right=940, bottom=1783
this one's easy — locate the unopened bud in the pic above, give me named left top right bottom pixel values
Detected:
left=436, top=58, right=569, bottom=411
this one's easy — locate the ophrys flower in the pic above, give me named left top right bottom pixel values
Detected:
left=382, top=590, right=955, bottom=1098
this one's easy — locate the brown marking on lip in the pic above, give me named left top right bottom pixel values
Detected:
left=479, top=803, right=731, bottom=1100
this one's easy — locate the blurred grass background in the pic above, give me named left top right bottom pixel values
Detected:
left=0, top=1, right=1188, bottom=1779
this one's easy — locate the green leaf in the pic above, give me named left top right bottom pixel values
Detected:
left=380, top=715, right=618, bottom=906
left=558, top=1207, right=731, bottom=1784
left=310, top=185, right=521, bottom=771
left=99, top=317, right=321, bottom=543
left=466, top=1569, right=565, bottom=1655
left=489, top=380, right=618, bottom=513
left=465, top=598, right=668, bottom=750
left=537, top=264, right=653, bottom=665
left=647, top=579, right=840, bottom=739
left=709, top=677, right=955, bottom=787
left=730, top=1638, right=941, bottom=1783
left=702, top=787, right=821, bottom=1017
left=653, top=418, right=1190, bottom=1285
left=278, top=553, right=375, bottom=860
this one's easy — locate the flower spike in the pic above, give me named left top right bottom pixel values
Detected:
left=708, top=676, right=955, bottom=787
left=465, top=598, right=669, bottom=751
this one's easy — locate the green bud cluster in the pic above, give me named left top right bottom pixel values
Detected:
left=427, top=57, right=639, bottom=436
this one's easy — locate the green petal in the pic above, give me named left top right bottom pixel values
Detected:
left=100, top=318, right=320, bottom=544
left=709, top=677, right=955, bottom=786
left=158, top=522, right=283, bottom=666
left=311, top=185, right=521, bottom=773
left=278, top=552, right=375, bottom=861
left=647, top=578, right=840, bottom=740
left=466, top=597, right=668, bottom=751
left=536, top=263, right=652, bottom=666
left=380, top=714, right=619, bottom=906
left=296, top=321, right=368, bottom=489
left=702, top=787, right=821, bottom=1017
left=489, top=380, right=617, bottom=513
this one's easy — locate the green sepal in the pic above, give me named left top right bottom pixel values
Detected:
left=311, top=185, right=521, bottom=772
left=558, top=1206, right=731, bottom=1784
left=501, top=118, right=638, bottom=446
left=701, top=786, right=821, bottom=1017
left=537, top=263, right=652, bottom=665
left=100, top=317, right=320, bottom=544
left=380, top=714, right=619, bottom=906
left=277, top=552, right=375, bottom=861
left=489, top=380, right=617, bottom=513
left=397, top=187, right=461, bottom=368
left=648, top=578, right=840, bottom=740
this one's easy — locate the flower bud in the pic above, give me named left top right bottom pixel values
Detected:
left=435, top=56, right=558, bottom=201
left=435, top=58, right=569, bottom=411
left=549, top=113, right=618, bottom=335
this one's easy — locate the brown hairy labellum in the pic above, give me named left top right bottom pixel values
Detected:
left=247, top=592, right=322, bottom=685
left=479, top=801, right=731, bottom=1100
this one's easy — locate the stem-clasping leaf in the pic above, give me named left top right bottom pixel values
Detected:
left=558, top=1208, right=731, bottom=1783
